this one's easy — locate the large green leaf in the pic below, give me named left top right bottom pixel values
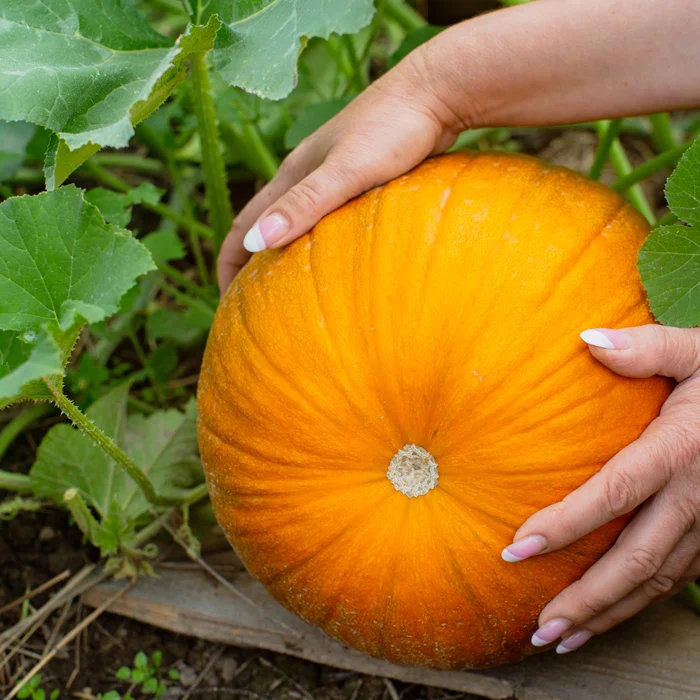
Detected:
left=0, top=1, right=176, bottom=151
left=0, top=121, right=36, bottom=182
left=31, top=384, right=202, bottom=520
left=639, top=136, right=700, bottom=328
left=208, top=0, right=375, bottom=99
left=0, top=186, right=155, bottom=404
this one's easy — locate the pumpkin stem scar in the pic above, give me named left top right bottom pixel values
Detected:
left=387, top=444, right=438, bottom=498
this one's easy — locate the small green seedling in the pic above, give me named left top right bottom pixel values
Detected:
left=102, top=650, right=181, bottom=700
left=16, top=674, right=59, bottom=700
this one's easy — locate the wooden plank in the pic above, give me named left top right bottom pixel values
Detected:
left=83, top=562, right=700, bottom=700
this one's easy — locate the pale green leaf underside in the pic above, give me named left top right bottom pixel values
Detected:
left=0, top=328, right=61, bottom=408
left=209, top=0, right=375, bottom=99
left=0, top=121, right=36, bottom=181
left=0, top=0, right=178, bottom=150
left=665, top=136, right=700, bottom=228
left=638, top=224, right=700, bottom=327
left=0, top=186, right=155, bottom=334
left=31, top=384, right=202, bottom=518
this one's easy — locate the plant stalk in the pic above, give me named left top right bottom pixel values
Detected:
left=0, top=403, right=54, bottom=462
left=64, top=489, right=99, bottom=544
left=190, top=52, right=234, bottom=251
left=45, top=381, right=168, bottom=506
left=589, top=119, right=623, bottom=181
left=0, top=470, right=32, bottom=493
left=383, top=0, right=427, bottom=31
left=648, top=113, right=677, bottom=153
left=611, top=141, right=691, bottom=193
left=161, top=281, right=216, bottom=318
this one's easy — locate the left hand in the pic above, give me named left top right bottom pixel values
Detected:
left=501, top=324, right=700, bottom=654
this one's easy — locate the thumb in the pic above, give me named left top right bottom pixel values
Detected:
left=580, top=325, right=700, bottom=382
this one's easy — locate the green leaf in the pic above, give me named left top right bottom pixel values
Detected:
left=101, top=691, right=121, bottom=700
left=208, top=0, right=375, bottom=99
left=49, top=690, right=60, bottom=700
left=387, top=25, right=443, bottom=69
left=142, top=230, right=186, bottom=263
left=33, top=689, right=45, bottom=700
left=146, top=308, right=209, bottom=345
left=30, top=387, right=202, bottom=519
left=0, top=121, right=36, bottom=181
left=0, top=329, right=62, bottom=408
left=638, top=136, right=700, bottom=328
left=638, top=225, right=700, bottom=327
left=134, top=651, right=149, bottom=669
left=665, top=136, right=700, bottom=228
left=167, top=669, right=181, bottom=681
left=85, top=184, right=165, bottom=228
left=155, top=684, right=168, bottom=699
left=94, top=503, right=135, bottom=554
left=141, top=678, right=158, bottom=695
left=0, top=187, right=155, bottom=334
left=0, top=1, right=176, bottom=150
left=151, top=651, right=163, bottom=668
left=284, top=97, right=355, bottom=149
left=116, top=667, right=132, bottom=681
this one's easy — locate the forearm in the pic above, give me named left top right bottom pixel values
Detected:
left=409, top=0, right=700, bottom=130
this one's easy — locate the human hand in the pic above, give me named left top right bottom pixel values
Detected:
left=217, top=0, right=700, bottom=293
left=502, top=324, right=700, bottom=654
left=216, top=51, right=465, bottom=292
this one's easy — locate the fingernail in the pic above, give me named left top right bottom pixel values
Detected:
left=556, top=629, right=593, bottom=654
left=580, top=328, right=632, bottom=350
left=501, top=534, right=548, bottom=562
left=531, top=618, right=572, bottom=647
left=243, top=213, right=289, bottom=253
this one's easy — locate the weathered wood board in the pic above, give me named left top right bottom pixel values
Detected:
left=83, top=559, right=700, bottom=700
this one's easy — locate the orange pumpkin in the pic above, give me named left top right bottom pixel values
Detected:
left=198, top=152, right=672, bottom=670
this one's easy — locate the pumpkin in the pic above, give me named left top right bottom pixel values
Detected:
left=198, top=152, right=672, bottom=670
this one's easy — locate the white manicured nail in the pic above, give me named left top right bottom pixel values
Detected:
left=580, top=329, right=615, bottom=349
left=243, top=222, right=266, bottom=253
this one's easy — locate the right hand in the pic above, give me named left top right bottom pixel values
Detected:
left=216, top=49, right=467, bottom=293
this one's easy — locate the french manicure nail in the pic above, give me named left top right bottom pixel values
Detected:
left=580, top=328, right=632, bottom=350
left=556, top=629, right=593, bottom=654
left=501, top=534, right=548, bottom=562
left=243, top=213, right=289, bottom=253
left=531, top=618, right=572, bottom=647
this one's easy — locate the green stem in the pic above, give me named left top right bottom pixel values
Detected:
left=0, top=470, right=32, bottom=493
left=383, top=0, right=427, bottom=31
left=648, top=113, right=677, bottom=153
left=45, top=381, right=168, bottom=506
left=126, top=329, right=166, bottom=405
left=190, top=52, right=234, bottom=251
left=611, top=142, right=691, bottom=193
left=589, top=119, right=623, bottom=181
left=181, top=482, right=210, bottom=506
left=238, top=122, right=280, bottom=181
left=0, top=403, right=54, bottom=462
left=342, top=35, right=367, bottom=92
left=83, top=162, right=214, bottom=241
left=64, top=489, right=99, bottom=544
left=156, top=261, right=214, bottom=306
left=161, top=281, right=216, bottom=318
left=91, top=154, right=165, bottom=174
left=594, top=123, right=655, bottom=224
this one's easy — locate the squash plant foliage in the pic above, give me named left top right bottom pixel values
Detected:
left=0, top=0, right=699, bottom=573
left=0, top=0, right=375, bottom=568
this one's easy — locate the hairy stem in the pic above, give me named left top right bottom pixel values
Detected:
left=91, top=154, right=165, bottom=174
left=64, top=489, right=99, bottom=544
left=0, top=403, right=54, bottom=462
left=45, top=381, right=167, bottom=506
left=190, top=52, right=234, bottom=251
left=611, top=141, right=691, bottom=193
left=589, top=119, right=623, bottom=181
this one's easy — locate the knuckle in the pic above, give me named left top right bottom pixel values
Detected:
left=601, top=469, right=638, bottom=517
left=286, top=178, right=326, bottom=212
left=641, top=571, right=676, bottom=598
left=622, top=546, right=663, bottom=587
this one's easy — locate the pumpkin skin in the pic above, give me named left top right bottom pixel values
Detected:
left=198, top=152, right=672, bottom=670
